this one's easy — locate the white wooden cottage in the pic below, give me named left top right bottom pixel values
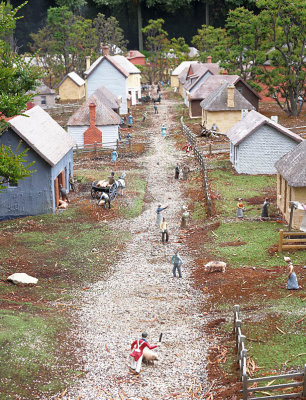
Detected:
left=67, top=86, right=121, bottom=149
left=226, top=110, right=303, bottom=174
left=113, top=55, right=141, bottom=106
left=84, top=46, right=129, bottom=114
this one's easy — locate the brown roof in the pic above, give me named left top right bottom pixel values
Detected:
left=184, top=62, right=220, bottom=92
left=84, top=55, right=129, bottom=78
left=27, top=82, right=56, bottom=96
left=200, top=83, right=255, bottom=111
left=178, top=67, right=189, bottom=85
left=275, top=139, right=306, bottom=187
left=191, top=75, right=239, bottom=100
left=226, top=110, right=303, bottom=146
left=127, top=50, right=145, bottom=60
left=67, top=87, right=121, bottom=126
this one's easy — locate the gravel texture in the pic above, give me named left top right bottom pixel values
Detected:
left=60, top=98, right=208, bottom=400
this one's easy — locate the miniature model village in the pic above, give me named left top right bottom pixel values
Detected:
left=0, top=7, right=305, bottom=400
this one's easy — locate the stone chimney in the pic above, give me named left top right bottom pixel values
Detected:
left=227, top=84, right=235, bottom=108
left=102, top=45, right=110, bottom=56
left=206, top=56, right=212, bottom=63
left=89, top=103, right=96, bottom=126
left=26, top=102, right=35, bottom=110
left=85, top=56, right=91, bottom=70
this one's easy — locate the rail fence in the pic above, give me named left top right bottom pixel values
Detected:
left=234, top=305, right=306, bottom=400
left=180, top=116, right=212, bottom=216
left=74, top=139, right=132, bottom=156
left=199, top=142, right=230, bottom=155
left=278, top=230, right=306, bottom=252
left=45, top=103, right=80, bottom=114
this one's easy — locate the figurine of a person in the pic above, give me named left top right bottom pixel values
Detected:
left=126, top=133, right=131, bottom=144
left=161, top=124, right=166, bottom=137
left=108, top=171, right=115, bottom=185
left=182, top=142, right=192, bottom=155
left=171, top=249, right=183, bottom=278
left=129, top=332, right=159, bottom=374
left=128, top=114, right=133, bottom=126
left=211, top=123, right=218, bottom=132
left=154, top=104, right=158, bottom=114
left=142, top=112, right=147, bottom=123
left=287, top=264, right=300, bottom=290
left=111, top=149, right=118, bottom=162
left=236, top=198, right=244, bottom=218
left=69, top=174, right=75, bottom=192
left=155, top=204, right=168, bottom=226
left=261, top=198, right=269, bottom=219
left=160, top=217, right=169, bottom=243
left=182, top=165, right=190, bottom=181
left=181, top=205, right=189, bottom=228
left=174, top=164, right=180, bottom=179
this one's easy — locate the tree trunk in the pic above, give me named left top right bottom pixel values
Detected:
left=205, top=1, right=209, bottom=27
left=137, top=0, right=143, bottom=51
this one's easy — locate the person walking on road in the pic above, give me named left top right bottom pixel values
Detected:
left=156, top=204, right=168, bottom=227
left=171, top=249, right=183, bottom=278
left=160, top=217, right=169, bottom=243
left=154, top=104, right=158, bottom=114
left=174, top=164, right=180, bottom=179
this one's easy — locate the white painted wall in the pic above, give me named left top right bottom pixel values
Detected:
left=67, top=125, right=119, bottom=149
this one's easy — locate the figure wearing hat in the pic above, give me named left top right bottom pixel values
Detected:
left=236, top=198, right=244, bottom=218
left=129, top=332, right=160, bottom=374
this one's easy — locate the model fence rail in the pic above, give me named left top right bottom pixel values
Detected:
left=234, top=305, right=306, bottom=400
left=180, top=116, right=212, bottom=216
left=278, top=230, right=306, bottom=252
left=74, top=139, right=132, bottom=156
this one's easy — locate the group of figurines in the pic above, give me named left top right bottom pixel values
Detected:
left=174, top=164, right=190, bottom=181
left=236, top=198, right=270, bottom=220
left=156, top=204, right=189, bottom=243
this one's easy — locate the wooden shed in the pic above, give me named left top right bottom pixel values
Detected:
left=27, top=82, right=56, bottom=109
left=0, top=106, right=74, bottom=219
left=189, top=74, right=260, bottom=118
left=58, top=72, right=85, bottom=101
left=67, top=86, right=121, bottom=149
left=84, top=46, right=129, bottom=114
left=275, top=140, right=306, bottom=230
left=226, top=110, right=302, bottom=174
left=200, top=83, right=255, bottom=133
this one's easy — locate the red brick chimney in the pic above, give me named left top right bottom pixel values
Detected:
left=26, top=102, right=35, bottom=110
left=102, top=45, right=110, bottom=56
left=84, top=103, right=102, bottom=147
left=206, top=56, right=212, bottom=63
left=222, top=70, right=228, bottom=75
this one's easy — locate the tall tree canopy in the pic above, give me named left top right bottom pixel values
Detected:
left=0, top=1, right=41, bottom=189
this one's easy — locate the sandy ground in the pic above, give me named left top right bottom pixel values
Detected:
left=60, top=98, right=208, bottom=400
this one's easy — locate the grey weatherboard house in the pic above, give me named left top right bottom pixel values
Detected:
left=0, top=106, right=75, bottom=220
left=226, top=110, right=303, bottom=174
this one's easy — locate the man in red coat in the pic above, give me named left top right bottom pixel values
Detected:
left=129, top=332, right=159, bottom=374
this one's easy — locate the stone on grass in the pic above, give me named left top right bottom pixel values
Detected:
left=7, top=273, right=38, bottom=285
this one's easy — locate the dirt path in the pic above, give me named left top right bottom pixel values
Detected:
left=61, top=98, right=208, bottom=400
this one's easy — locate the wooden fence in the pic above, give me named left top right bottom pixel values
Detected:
left=199, top=142, right=230, bottom=155
left=234, top=305, right=306, bottom=400
left=46, top=103, right=80, bottom=114
left=278, top=230, right=306, bottom=252
left=180, top=116, right=212, bottom=216
left=74, top=139, right=132, bottom=156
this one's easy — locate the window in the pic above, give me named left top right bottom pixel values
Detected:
left=41, top=96, right=46, bottom=105
left=8, top=181, right=18, bottom=188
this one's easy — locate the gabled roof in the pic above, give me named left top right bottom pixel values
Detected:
left=172, top=61, right=199, bottom=76
left=275, top=140, right=306, bottom=187
left=58, top=72, right=85, bottom=88
left=190, top=75, right=238, bottom=100
left=8, top=106, right=74, bottom=167
left=127, top=50, right=145, bottom=60
left=84, top=55, right=129, bottom=78
left=226, top=110, right=303, bottom=146
left=200, top=83, right=255, bottom=112
left=178, top=67, right=189, bottom=85
left=112, top=55, right=141, bottom=74
left=67, top=87, right=121, bottom=127
left=27, top=82, right=56, bottom=96
left=184, top=62, right=220, bottom=92
left=89, top=86, right=120, bottom=110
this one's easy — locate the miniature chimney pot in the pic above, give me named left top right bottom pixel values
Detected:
left=102, top=45, right=110, bottom=56
left=206, top=56, right=212, bottom=63
left=222, top=70, right=228, bottom=75
left=89, top=103, right=97, bottom=127
left=227, top=84, right=235, bottom=108
left=85, top=56, right=91, bottom=70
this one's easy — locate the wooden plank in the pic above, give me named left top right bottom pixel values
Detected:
left=248, top=381, right=302, bottom=392
left=248, top=372, right=303, bottom=383
left=279, top=230, right=284, bottom=252
left=283, top=238, right=306, bottom=243
left=281, top=245, right=306, bottom=250
left=283, top=232, right=306, bottom=237
left=249, top=393, right=302, bottom=400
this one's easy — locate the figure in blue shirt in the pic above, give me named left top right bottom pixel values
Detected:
left=171, top=249, right=183, bottom=278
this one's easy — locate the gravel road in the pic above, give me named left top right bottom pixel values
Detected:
left=61, top=98, right=208, bottom=400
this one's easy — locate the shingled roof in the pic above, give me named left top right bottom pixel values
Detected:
left=127, top=50, right=145, bottom=60
left=113, top=55, right=141, bottom=74
left=58, top=72, right=85, bottom=88
left=184, top=62, right=220, bottom=92
left=226, top=110, right=303, bottom=146
left=275, top=140, right=306, bottom=187
left=27, top=82, right=56, bottom=96
left=200, top=83, right=255, bottom=111
left=178, top=67, right=189, bottom=85
left=190, top=75, right=239, bottom=100
left=84, top=55, right=129, bottom=78
left=9, top=106, right=74, bottom=167
left=67, top=87, right=121, bottom=127
left=172, top=61, right=199, bottom=76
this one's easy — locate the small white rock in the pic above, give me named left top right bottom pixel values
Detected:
left=7, top=273, right=38, bottom=285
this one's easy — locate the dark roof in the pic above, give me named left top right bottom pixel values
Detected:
left=84, top=55, right=129, bottom=78
left=200, top=83, right=255, bottom=111
left=9, top=106, right=74, bottom=166
left=67, top=87, right=121, bottom=126
left=226, top=110, right=303, bottom=146
left=27, top=82, right=56, bottom=96
left=275, top=140, right=306, bottom=187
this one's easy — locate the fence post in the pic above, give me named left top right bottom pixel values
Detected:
left=242, top=372, right=248, bottom=400
left=235, top=319, right=241, bottom=346
left=303, top=364, right=306, bottom=396
left=76, top=144, right=79, bottom=158
left=278, top=229, right=284, bottom=253
left=209, top=144, right=212, bottom=156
